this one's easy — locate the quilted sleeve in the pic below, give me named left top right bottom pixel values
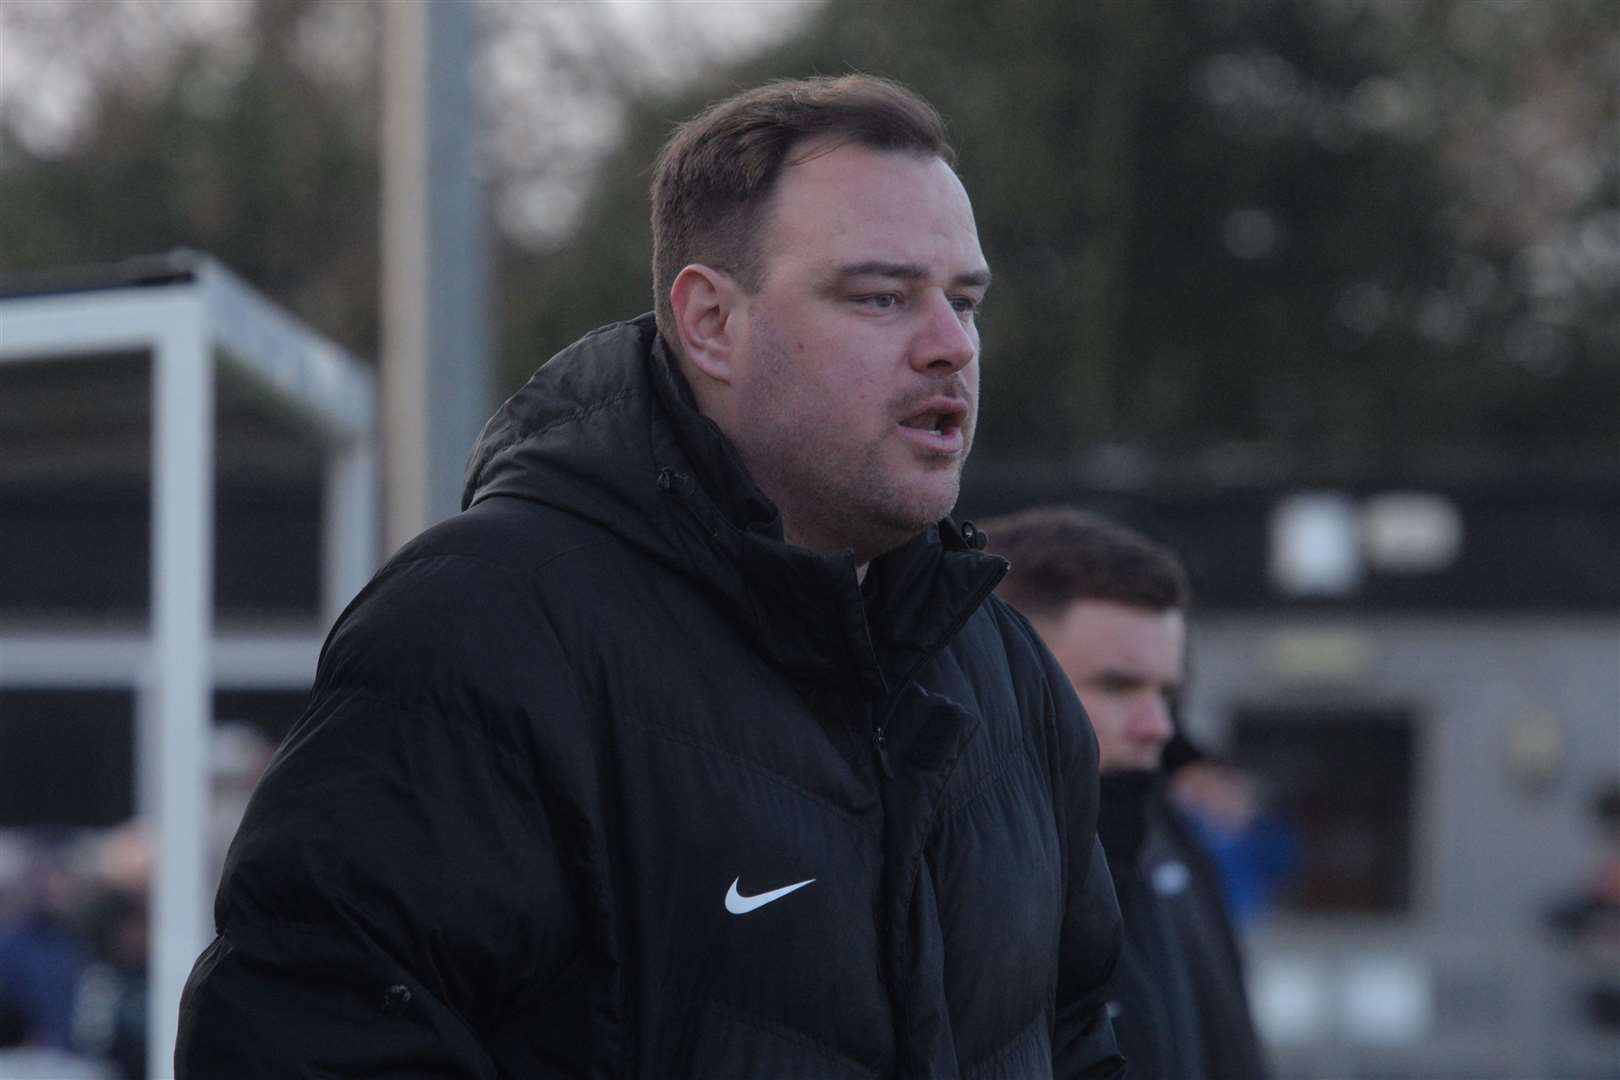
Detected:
left=176, top=555, right=592, bottom=1078
left=1037, top=630, right=1126, bottom=1079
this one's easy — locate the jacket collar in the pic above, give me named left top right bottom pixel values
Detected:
left=468, top=314, right=1007, bottom=698
left=1098, top=770, right=1164, bottom=867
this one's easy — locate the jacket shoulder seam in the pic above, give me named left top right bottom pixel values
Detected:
left=308, top=687, right=537, bottom=777
left=387, top=539, right=605, bottom=583
left=511, top=387, right=637, bottom=444
left=639, top=721, right=878, bottom=834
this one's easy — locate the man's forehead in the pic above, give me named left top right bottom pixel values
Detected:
left=769, top=144, right=978, bottom=223
left=753, top=143, right=986, bottom=292
left=1055, top=600, right=1185, bottom=662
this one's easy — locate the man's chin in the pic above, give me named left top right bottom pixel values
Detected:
left=848, top=505, right=948, bottom=565
left=907, top=466, right=964, bottom=517
left=892, top=490, right=961, bottom=536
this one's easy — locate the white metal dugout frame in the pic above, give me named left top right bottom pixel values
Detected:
left=0, top=252, right=379, bottom=1077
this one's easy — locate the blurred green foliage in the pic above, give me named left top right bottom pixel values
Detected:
left=2, top=0, right=1614, bottom=476
left=504, top=0, right=1619, bottom=475
left=0, top=0, right=381, bottom=356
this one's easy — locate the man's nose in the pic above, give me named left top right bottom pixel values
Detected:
left=910, top=292, right=976, bottom=374
left=1133, top=695, right=1175, bottom=747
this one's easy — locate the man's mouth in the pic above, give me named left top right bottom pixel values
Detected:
left=898, top=400, right=969, bottom=453
left=900, top=412, right=953, bottom=434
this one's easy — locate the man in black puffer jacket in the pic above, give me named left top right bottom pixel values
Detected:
left=176, top=76, right=1124, bottom=1078
left=984, top=507, right=1271, bottom=1080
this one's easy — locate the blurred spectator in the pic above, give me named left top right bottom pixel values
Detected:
left=0, top=831, right=91, bottom=1050
left=0, top=723, right=271, bottom=1080
left=985, top=506, right=1271, bottom=1080
left=71, top=822, right=150, bottom=1080
left=1169, top=754, right=1302, bottom=926
left=1546, top=776, right=1620, bottom=1032
left=0, top=830, right=113, bottom=1078
left=1547, top=777, right=1620, bottom=950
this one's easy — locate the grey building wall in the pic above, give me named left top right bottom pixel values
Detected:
left=1186, top=613, right=1619, bottom=929
left=1183, top=613, right=1620, bottom=1077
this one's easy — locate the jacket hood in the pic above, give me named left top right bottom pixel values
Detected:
left=462, top=314, right=1006, bottom=697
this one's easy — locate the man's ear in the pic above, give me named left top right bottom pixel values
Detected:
left=670, top=264, right=744, bottom=385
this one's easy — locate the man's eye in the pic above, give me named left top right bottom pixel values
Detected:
left=858, top=293, right=899, bottom=310
left=950, top=296, right=980, bottom=315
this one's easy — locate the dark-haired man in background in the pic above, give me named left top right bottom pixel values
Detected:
left=984, top=506, right=1270, bottom=1080
left=176, top=76, right=1124, bottom=1078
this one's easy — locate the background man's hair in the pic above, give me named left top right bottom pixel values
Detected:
left=980, top=505, right=1191, bottom=619
left=650, top=74, right=954, bottom=348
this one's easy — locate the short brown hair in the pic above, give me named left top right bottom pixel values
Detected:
left=980, top=506, right=1191, bottom=619
left=650, top=75, right=954, bottom=347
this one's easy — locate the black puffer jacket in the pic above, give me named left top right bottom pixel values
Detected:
left=1096, top=771, right=1268, bottom=1080
left=176, top=316, right=1123, bottom=1079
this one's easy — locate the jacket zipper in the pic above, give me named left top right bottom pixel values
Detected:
left=866, top=550, right=1007, bottom=785
left=872, top=723, right=894, bottom=779
left=869, top=694, right=903, bottom=780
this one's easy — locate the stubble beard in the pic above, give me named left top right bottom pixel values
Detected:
left=737, top=328, right=968, bottom=563
left=774, top=449, right=963, bottom=563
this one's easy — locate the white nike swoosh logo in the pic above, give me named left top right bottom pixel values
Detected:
left=725, top=876, right=815, bottom=915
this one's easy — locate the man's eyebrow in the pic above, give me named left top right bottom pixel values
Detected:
left=834, top=261, right=993, bottom=289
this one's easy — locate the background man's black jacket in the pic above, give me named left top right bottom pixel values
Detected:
left=175, top=316, right=1124, bottom=1078
left=1097, top=771, right=1269, bottom=1080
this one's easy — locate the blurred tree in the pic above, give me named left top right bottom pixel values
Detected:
left=502, top=0, right=1618, bottom=474
left=0, top=0, right=808, bottom=362
left=0, top=0, right=383, bottom=356
left=2, top=0, right=1613, bottom=472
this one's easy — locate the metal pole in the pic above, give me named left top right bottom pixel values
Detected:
left=148, top=307, right=214, bottom=1080
left=381, top=0, right=491, bottom=554
left=324, top=436, right=380, bottom=625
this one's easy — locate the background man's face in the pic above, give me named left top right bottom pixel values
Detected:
left=1039, top=600, right=1185, bottom=772
left=725, top=141, right=989, bottom=561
